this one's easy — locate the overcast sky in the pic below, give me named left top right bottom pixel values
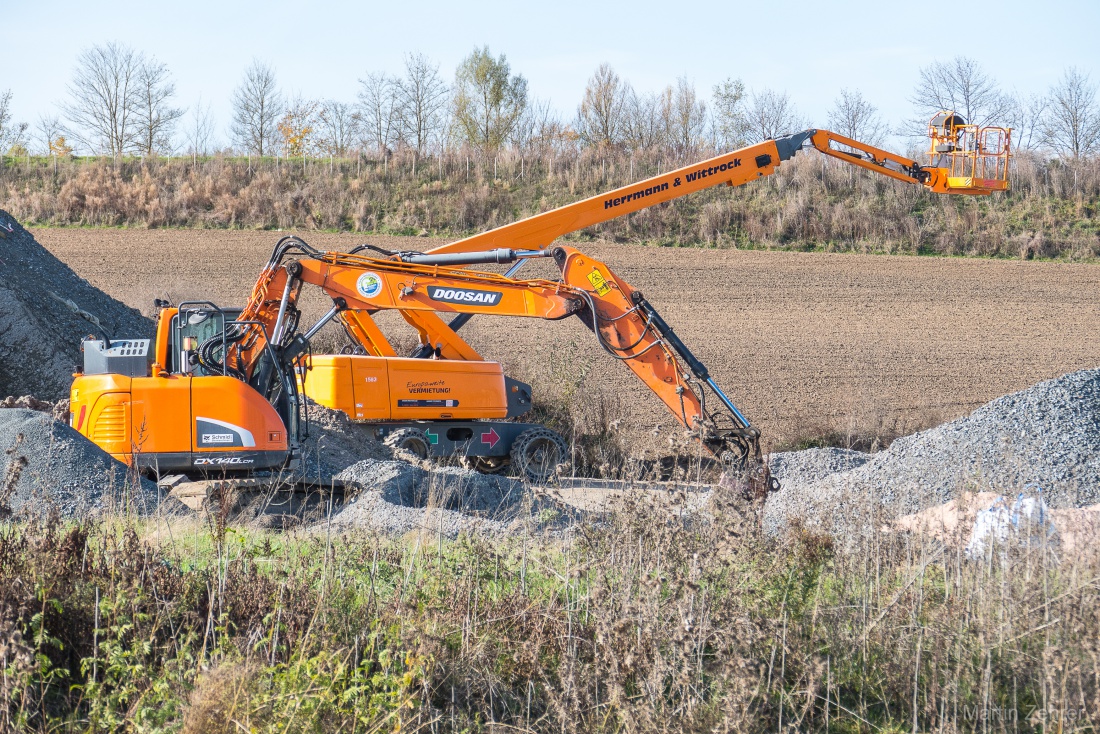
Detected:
left=3, top=0, right=1098, bottom=150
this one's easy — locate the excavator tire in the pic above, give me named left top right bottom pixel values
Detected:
left=509, top=427, right=569, bottom=484
left=383, top=428, right=432, bottom=460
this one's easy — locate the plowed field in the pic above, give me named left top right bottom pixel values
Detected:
left=37, top=228, right=1100, bottom=449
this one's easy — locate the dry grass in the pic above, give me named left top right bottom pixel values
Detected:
left=2, top=149, right=1098, bottom=258
left=1, top=483, right=1097, bottom=732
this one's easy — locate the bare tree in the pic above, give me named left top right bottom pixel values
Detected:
left=1042, top=68, right=1100, bottom=159
left=576, top=63, right=630, bottom=148
left=909, top=56, right=1012, bottom=130
left=357, top=72, right=399, bottom=155
left=623, top=90, right=664, bottom=152
left=133, top=57, right=183, bottom=156
left=512, top=98, right=568, bottom=156
left=317, top=100, right=361, bottom=157
left=35, top=114, right=65, bottom=156
left=0, top=90, right=11, bottom=146
left=230, top=60, right=282, bottom=156
left=711, top=77, right=746, bottom=149
left=827, top=88, right=887, bottom=145
left=742, top=88, right=803, bottom=143
left=1006, top=92, right=1047, bottom=152
left=185, top=97, right=216, bottom=157
left=452, top=46, right=528, bottom=156
left=0, top=90, right=29, bottom=154
left=394, top=53, right=449, bottom=158
left=63, top=42, right=143, bottom=156
left=664, top=77, right=708, bottom=156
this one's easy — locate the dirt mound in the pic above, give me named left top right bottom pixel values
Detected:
left=0, top=408, right=161, bottom=519
left=0, top=211, right=152, bottom=400
left=0, top=395, right=69, bottom=422
left=895, top=492, right=1100, bottom=557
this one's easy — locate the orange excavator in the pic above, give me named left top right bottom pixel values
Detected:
left=69, top=113, right=1010, bottom=487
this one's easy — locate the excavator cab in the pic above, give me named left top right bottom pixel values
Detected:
left=71, top=302, right=298, bottom=475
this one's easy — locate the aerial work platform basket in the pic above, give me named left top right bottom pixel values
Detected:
left=927, top=111, right=1011, bottom=194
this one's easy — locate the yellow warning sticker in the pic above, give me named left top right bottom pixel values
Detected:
left=587, top=269, right=612, bottom=296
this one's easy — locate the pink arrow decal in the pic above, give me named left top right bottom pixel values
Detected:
left=481, top=427, right=500, bottom=449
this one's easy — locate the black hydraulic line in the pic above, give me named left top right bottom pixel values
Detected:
left=398, top=250, right=517, bottom=266
left=398, top=248, right=550, bottom=267
left=629, top=292, right=709, bottom=380
left=445, top=312, right=474, bottom=332
left=628, top=292, right=756, bottom=433
left=348, top=243, right=396, bottom=257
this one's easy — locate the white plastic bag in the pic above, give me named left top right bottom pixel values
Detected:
left=965, top=491, right=1059, bottom=560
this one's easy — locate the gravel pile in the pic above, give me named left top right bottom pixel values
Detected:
left=765, top=369, right=1100, bottom=538
left=324, top=491, right=511, bottom=538
left=0, top=211, right=152, bottom=399
left=768, top=448, right=869, bottom=487
left=0, top=408, right=161, bottom=519
left=297, top=400, right=394, bottom=483
left=330, top=459, right=570, bottom=537
left=336, top=459, right=526, bottom=511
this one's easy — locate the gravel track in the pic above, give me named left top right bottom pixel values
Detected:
left=765, top=369, right=1100, bottom=539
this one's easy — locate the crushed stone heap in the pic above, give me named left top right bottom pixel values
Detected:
left=0, top=210, right=152, bottom=400
left=766, top=369, right=1100, bottom=538
left=0, top=408, right=161, bottom=519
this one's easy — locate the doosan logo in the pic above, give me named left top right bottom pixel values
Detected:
left=428, top=287, right=502, bottom=306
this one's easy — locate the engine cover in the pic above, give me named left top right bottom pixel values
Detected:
left=303, top=355, right=515, bottom=422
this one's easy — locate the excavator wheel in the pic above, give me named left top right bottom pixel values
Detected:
left=383, top=428, right=432, bottom=460
left=509, top=428, right=569, bottom=484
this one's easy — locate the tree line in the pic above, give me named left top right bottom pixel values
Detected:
left=0, top=44, right=1098, bottom=164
